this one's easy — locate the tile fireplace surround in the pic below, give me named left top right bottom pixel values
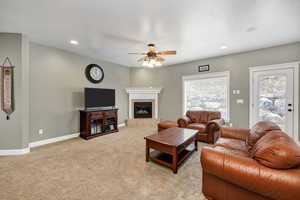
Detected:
left=125, top=88, right=162, bottom=119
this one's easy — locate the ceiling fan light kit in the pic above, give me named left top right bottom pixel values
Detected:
left=129, top=44, right=176, bottom=68
left=142, top=58, right=162, bottom=68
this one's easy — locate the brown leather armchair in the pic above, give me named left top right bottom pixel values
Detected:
left=201, top=121, right=300, bottom=200
left=177, top=111, right=224, bottom=144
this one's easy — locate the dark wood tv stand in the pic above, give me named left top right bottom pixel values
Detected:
left=80, top=108, right=118, bottom=140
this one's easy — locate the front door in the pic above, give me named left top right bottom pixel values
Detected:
left=250, top=67, right=295, bottom=137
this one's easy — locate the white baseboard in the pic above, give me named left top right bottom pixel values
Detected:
left=1, top=125, right=127, bottom=156
left=30, top=125, right=125, bottom=148
left=0, top=147, right=30, bottom=156
left=29, top=132, right=80, bottom=148
left=118, top=123, right=126, bottom=128
left=30, top=125, right=127, bottom=148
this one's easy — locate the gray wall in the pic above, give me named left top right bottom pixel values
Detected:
left=0, top=33, right=29, bottom=149
left=29, top=43, right=130, bottom=142
left=1, top=32, right=300, bottom=149
left=130, top=42, right=300, bottom=132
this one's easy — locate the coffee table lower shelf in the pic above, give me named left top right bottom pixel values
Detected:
left=149, top=148, right=195, bottom=170
left=146, top=142, right=197, bottom=174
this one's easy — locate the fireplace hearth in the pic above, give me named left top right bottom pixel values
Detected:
left=134, top=102, right=152, bottom=118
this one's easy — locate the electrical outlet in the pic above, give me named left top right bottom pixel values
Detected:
left=236, top=99, right=244, bottom=104
left=38, top=129, right=44, bottom=135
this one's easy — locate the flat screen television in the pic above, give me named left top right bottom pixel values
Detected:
left=85, top=88, right=115, bottom=109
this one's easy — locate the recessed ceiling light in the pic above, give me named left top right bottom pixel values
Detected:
left=220, top=45, right=228, bottom=50
left=70, top=40, right=79, bottom=45
left=246, top=27, right=257, bottom=32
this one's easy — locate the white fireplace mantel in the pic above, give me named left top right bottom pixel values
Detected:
left=125, top=87, right=162, bottom=94
left=125, top=87, right=162, bottom=119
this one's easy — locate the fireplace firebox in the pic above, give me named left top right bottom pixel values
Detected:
left=134, top=102, right=152, bottom=118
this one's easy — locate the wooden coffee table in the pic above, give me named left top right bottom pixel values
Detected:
left=144, top=127, right=198, bottom=174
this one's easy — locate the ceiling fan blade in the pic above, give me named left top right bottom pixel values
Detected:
left=128, top=53, right=146, bottom=55
left=156, top=56, right=165, bottom=62
left=137, top=56, right=147, bottom=62
left=158, top=51, right=176, bottom=55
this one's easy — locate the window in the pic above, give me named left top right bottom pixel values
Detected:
left=183, top=72, right=230, bottom=121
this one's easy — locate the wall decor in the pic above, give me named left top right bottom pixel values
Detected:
left=0, top=57, right=15, bottom=120
left=198, top=64, right=210, bottom=72
left=85, top=64, right=104, bottom=84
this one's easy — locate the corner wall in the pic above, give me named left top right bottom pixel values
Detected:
left=1, top=33, right=130, bottom=151
left=29, top=43, right=130, bottom=142
left=130, top=42, right=300, bottom=133
left=0, top=33, right=29, bottom=149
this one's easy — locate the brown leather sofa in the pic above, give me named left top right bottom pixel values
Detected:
left=177, top=111, right=224, bottom=144
left=201, top=121, right=300, bottom=200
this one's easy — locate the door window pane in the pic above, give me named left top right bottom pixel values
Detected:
left=184, top=75, right=229, bottom=120
left=258, top=74, right=287, bottom=130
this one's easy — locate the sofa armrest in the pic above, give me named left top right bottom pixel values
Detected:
left=206, top=119, right=225, bottom=143
left=221, top=126, right=250, bottom=141
left=177, top=116, right=191, bottom=128
left=207, top=119, right=225, bottom=128
left=201, top=146, right=300, bottom=200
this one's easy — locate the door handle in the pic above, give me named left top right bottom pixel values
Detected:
left=288, top=103, right=292, bottom=107
left=288, top=109, right=293, bottom=112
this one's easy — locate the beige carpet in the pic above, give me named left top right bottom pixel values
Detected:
left=0, top=126, right=208, bottom=200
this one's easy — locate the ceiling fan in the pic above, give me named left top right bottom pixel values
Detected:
left=129, top=44, right=176, bottom=67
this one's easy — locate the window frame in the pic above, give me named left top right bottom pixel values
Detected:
left=182, top=71, right=230, bottom=121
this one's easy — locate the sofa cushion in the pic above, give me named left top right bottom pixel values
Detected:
left=215, top=138, right=250, bottom=153
left=186, top=111, right=206, bottom=123
left=207, top=112, right=221, bottom=121
left=187, top=123, right=206, bottom=133
left=247, top=121, right=281, bottom=147
left=252, top=130, right=300, bottom=169
left=186, top=110, right=221, bottom=123
left=213, top=146, right=250, bottom=157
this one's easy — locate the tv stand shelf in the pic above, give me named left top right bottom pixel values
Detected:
left=79, top=108, right=118, bottom=140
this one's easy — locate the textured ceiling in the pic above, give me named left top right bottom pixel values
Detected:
left=0, top=0, right=300, bottom=67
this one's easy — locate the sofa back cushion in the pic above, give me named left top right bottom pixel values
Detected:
left=208, top=112, right=221, bottom=121
left=186, top=111, right=206, bottom=123
left=246, top=121, right=281, bottom=147
left=186, top=111, right=221, bottom=123
left=251, top=130, right=300, bottom=169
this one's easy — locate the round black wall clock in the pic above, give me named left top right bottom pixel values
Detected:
left=85, top=64, right=104, bottom=84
